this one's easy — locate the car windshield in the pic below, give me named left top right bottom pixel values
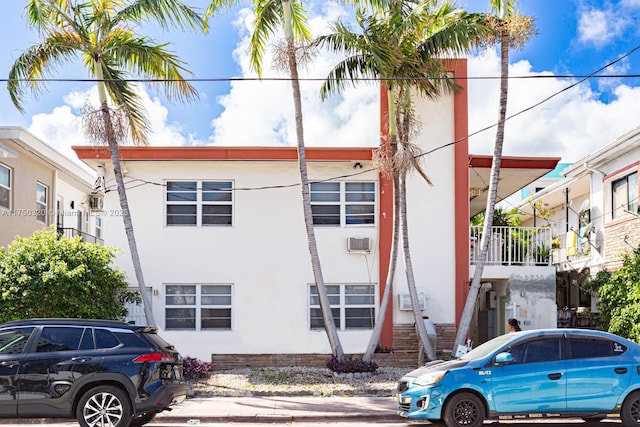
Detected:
left=459, top=333, right=516, bottom=361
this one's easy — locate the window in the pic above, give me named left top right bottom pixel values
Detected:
left=309, top=284, right=375, bottom=330
left=508, top=338, right=561, bottom=364
left=310, top=182, right=375, bottom=226
left=36, top=182, right=48, bottom=223
left=612, top=171, right=638, bottom=219
left=95, top=328, right=120, bottom=349
left=166, top=181, right=233, bottom=226
left=37, top=327, right=85, bottom=352
left=0, top=164, right=10, bottom=210
left=95, top=215, right=102, bottom=239
left=568, top=337, right=627, bottom=358
left=165, top=284, right=232, bottom=330
left=0, top=327, right=33, bottom=355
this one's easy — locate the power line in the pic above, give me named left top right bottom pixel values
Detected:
left=3, top=73, right=640, bottom=84
left=91, top=43, right=640, bottom=201
left=421, top=44, right=640, bottom=157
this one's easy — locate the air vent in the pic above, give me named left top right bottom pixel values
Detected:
left=347, top=237, right=371, bottom=253
left=398, top=293, right=426, bottom=311
left=88, top=193, right=104, bottom=212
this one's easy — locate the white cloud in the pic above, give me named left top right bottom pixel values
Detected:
left=577, top=7, right=628, bottom=48
left=467, top=48, right=640, bottom=163
left=26, top=85, right=196, bottom=166
left=208, top=4, right=379, bottom=147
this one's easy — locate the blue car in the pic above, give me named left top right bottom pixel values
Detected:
left=397, top=328, right=640, bottom=427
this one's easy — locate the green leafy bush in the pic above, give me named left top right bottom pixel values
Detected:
left=0, top=228, right=137, bottom=322
left=584, top=246, right=640, bottom=341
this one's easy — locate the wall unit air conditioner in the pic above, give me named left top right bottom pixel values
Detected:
left=398, top=293, right=426, bottom=311
left=88, top=193, right=104, bottom=212
left=347, top=237, right=371, bottom=253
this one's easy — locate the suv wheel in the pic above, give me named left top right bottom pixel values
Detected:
left=77, top=385, right=132, bottom=427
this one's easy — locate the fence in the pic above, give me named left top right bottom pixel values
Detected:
left=469, top=226, right=552, bottom=266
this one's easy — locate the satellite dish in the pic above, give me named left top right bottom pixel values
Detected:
left=579, top=199, right=590, bottom=213
left=583, top=222, right=594, bottom=237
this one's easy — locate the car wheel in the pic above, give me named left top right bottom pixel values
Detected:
left=622, top=391, right=640, bottom=427
left=76, top=385, right=132, bottom=427
left=442, top=392, right=485, bottom=427
left=130, top=412, right=157, bottom=427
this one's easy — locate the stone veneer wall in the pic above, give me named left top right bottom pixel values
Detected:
left=210, top=323, right=456, bottom=370
left=604, top=220, right=640, bottom=269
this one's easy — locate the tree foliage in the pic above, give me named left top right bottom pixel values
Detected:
left=584, top=246, right=640, bottom=340
left=0, top=228, right=138, bottom=322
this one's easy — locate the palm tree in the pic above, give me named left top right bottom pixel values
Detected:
left=206, top=0, right=344, bottom=359
left=315, top=0, right=491, bottom=362
left=453, top=0, right=534, bottom=352
left=8, top=0, right=205, bottom=326
left=205, top=0, right=390, bottom=361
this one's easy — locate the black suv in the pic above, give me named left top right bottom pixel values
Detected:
left=0, top=318, right=186, bottom=427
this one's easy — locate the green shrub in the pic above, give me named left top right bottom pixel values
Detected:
left=183, top=357, right=216, bottom=381
left=326, top=355, right=378, bottom=374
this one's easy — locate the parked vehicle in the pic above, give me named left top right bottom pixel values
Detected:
left=397, top=328, right=640, bottom=427
left=0, top=318, right=186, bottom=427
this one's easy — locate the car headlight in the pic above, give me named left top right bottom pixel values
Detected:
left=414, top=370, right=448, bottom=386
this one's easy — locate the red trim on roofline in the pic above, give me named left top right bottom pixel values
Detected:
left=469, top=155, right=561, bottom=169
left=72, top=145, right=375, bottom=161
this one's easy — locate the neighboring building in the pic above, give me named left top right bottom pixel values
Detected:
left=0, top=127, right=100, bottom=247
left=73, top=60, right=560, bottom=363
left=516, top=125, right=640, bottom=328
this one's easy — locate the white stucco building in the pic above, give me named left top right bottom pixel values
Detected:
left=73, top=60, right=560, bottom=364
left=0, top=127, right=100, bottom=247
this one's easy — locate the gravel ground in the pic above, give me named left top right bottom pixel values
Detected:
left=189, top=366, right=409, bottom=398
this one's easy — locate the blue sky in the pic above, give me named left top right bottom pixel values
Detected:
left=1, top=0, right=640, bottom=166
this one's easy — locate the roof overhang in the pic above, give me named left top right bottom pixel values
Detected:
left=469, top=155, right=561, bottom=217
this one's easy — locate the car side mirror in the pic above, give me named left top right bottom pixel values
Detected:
left=495, top=352, right=513, bottom=365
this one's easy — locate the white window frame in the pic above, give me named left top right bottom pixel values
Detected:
left=611, top=170, right=638, bottom=220
left=36, top=182, right=48, bottom=223
left=94, top=215, right=103, bottom=239
left=310, top=181, right=376, bottom=227
left=165, top=284, right=232, bottom=331
left=309, top=283, right=376, bottom=331
left=0, top=163, right=10, bottom=211
left=165, top=180, right=233, bottom=227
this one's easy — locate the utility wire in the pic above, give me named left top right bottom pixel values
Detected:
left=94, top=44, right=640, bottom=198
left=3, top=73, right=640, bottom=83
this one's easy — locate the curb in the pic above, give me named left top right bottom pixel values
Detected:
left=190, top=389, right=396, bottom=398
left=155, top=414, right=401, bottom=424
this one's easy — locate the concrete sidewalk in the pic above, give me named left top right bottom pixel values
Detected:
left=154, top=396, right=399, bottom=424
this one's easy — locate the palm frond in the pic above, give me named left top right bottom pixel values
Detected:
left=7, top=38, right=79, bottom=111
left=118, top=0, right=206, bottom=32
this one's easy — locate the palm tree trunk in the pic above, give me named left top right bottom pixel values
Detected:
left=95, top=67, right=155, bottom=327
left=99, top=104, right=156, bottom=327
left=453, top=26, right=509, bottom=352
left=282, top=0, right=344, bottom=360
left=363, top=160, right=400, bottom=362
left=400, top=172, right=435, bottom=362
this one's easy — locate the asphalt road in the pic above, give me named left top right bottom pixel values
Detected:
left=0, top=419, right=623, bottom=427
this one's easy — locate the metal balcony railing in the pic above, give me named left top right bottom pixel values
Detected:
left=469, top=226, right=553, bottom=266
left=57, top=227, right=104, bottom=245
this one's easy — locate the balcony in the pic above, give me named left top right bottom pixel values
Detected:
left=57, top=227, right=104, bottom=245
left=469, top=226, right=552, bottom=267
